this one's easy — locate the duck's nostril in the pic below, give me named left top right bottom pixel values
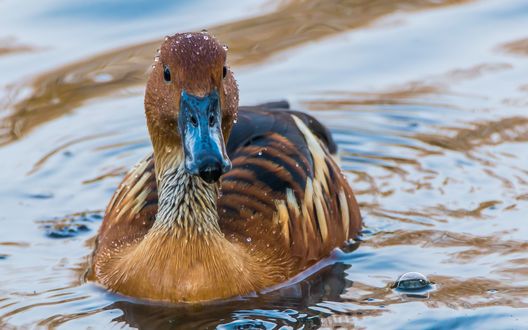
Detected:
left=198, top=162, right=222, bottom=183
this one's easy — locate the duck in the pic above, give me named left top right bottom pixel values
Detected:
left=89, top=32, right=362, bottom=303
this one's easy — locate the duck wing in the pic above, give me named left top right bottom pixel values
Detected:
left=219, top=106, right=361, bottom=267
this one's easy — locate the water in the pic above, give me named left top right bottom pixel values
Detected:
left=1, top=0, right=528, bottom=328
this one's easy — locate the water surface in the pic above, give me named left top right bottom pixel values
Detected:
left=1, top=0, right=527, bottom=328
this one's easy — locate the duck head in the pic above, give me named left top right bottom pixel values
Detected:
left=145, top=32, right=239, bottom=183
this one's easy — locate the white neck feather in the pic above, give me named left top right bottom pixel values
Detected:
left=153, top=160, right=222, bottom=238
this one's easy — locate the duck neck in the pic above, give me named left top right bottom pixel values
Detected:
left=152, top=152, right=222, bottom=239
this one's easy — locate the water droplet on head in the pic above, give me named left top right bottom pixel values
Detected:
left=203, top=35, right=209, bottom=40
left=233, top=119, right=238, bottom=124
left=164, top=36, right=169, bottom=41
left=186, top=34, right=192, bottom=38
left=246, top=237, right=252, bottom=243
left=154, top=56, right=159, bottom=62
left=258, top=151, right=263, bottom=156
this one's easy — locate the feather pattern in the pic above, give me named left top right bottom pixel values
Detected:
left=92, top=106, right=361, bottom=283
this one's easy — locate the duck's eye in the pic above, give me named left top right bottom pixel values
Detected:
left=222, top=66, right=227, bottom=79
left=163, top=65, right=171, bottom=82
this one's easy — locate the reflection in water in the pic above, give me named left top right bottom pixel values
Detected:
left=0, top=37, right=34, bottom=57
left=367, top=229, right=528, bottom=262
left=500, top=37, right=528, bottom=57
left=1, top=0, right=528, bottom=328
left=0, top=0, right=470, bottom=146
left=107, top=261, right=353, bottom=329
left=415, top=116, right=528, bottom=152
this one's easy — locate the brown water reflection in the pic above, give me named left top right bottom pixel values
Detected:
left=1, top=0, right=528, bottom=328
left=0, top=38, right=34, bottom=57
left=416, top=116, right=528, bottom=152
left=501, top=37, right=528, bottom=57
left=0, top=0, right=471, bottom=146
left=367, top=229, right=528, bottom=260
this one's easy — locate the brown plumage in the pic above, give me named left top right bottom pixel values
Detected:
left=88, top=32, right=361, bottom=302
